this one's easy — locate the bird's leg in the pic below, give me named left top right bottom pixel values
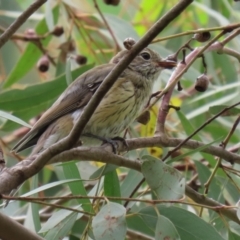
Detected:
left=82, top=133, right=128, bottom=153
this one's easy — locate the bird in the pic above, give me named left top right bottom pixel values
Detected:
left=12, top=47, right=176, bottom=155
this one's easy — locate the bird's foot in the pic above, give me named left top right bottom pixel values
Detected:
left=83, top=133, right=128, bottom=154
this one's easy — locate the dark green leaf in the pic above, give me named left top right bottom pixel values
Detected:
left=127, top=205, right=225, bottom=240
left=104, top=170, right=122, bottom=204
left=61, top=161, right=93, bottom=213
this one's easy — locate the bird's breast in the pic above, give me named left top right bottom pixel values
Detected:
left=85, top=76, right=152, bottom=138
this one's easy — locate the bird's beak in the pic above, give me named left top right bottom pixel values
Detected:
left=158, top=59, right=177, bottom=69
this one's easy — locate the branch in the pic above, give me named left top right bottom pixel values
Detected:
left=0, top=211, right=44, bottom=240
left=1, top=135, right=240, bottom=194
left=48, top=137, right=240, bottom=165
left=0, top=0, right=47, bottom=48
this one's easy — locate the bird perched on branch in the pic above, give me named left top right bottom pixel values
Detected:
left=12, top=45, right=176, bottom=155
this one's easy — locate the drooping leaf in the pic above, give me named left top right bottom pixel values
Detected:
left=0, top=110, right=31, bottom=128
left=142, top=155, right=185, bottom=200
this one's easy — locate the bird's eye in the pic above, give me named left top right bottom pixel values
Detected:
left=140, top=52, right=151, bottom=60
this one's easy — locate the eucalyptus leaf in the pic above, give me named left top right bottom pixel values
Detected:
left=92, top=202, right=126, bottom=240
left=142, top=155, right=185, bottom=200
left=44, top=212, right=78, bottom=240
left=155, top=215, right=181, bottom=240
left=127, top=205, right=225, bottom=240
left=0, top=110, right=31, bottom=128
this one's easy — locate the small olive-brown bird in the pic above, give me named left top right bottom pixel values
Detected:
left=12, top=47, right=176, bottom=155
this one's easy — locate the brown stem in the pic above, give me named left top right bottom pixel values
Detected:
left=93, top=0, right=121, bottom=52
left=0, top=0, right=47, bottom=48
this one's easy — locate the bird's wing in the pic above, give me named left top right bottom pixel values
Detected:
left=12, top=64, right=115, bottom=152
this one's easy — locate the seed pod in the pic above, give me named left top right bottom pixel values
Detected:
left=75, top=55, right=87, bottom=65
left=193, top=31, right=211, bottom=42
left=195, top=74, right=209, bottom=92
left=123, top=37, right=136, bottom=50
left=37, top=55, right=50, bottom=72
left=103, top=0, right=120, bottom=5
left=136, top=110, right=150, bottom=125
left=51, top=26, right=64, bottom=37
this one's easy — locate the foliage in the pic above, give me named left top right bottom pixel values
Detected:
left=1, top=0, right=240, bottom=240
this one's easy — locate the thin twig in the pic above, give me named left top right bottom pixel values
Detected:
left=0, top=0, right=47, bottom=48
left=151, top=23, right=240, bottom=43
left=2, top=194, right=237, bottom=212
left=162, top=102, right=240, bottom=161
left=93, top=0, right=121, bottom=52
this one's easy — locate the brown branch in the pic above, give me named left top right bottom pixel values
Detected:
left=1, top=135, right=239, bottom=196
left=0, top=211, right=44, bottom=240
left=155, top=32, right=226, bottom=136
left=0, top=0, right=47, bottom=48
left=0, top=144, right=5, bottom=172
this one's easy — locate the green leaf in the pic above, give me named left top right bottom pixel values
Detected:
left=39, top=209, right=79, bottom=233
left=92, top=202, right=126, bottom=240
left=209, top=105, right=240, bottom=116
left=90, top=164, right=118, bottom=179
left=127, top=205, right=225, bottom=240
left=121, top=169, right=143, bottom=198
left=176, top=110, right=216, bottom=166
left=104, top=170, right=122, bottom=204
left=155, top=215, right=181, bottom=240
left=0, top=101, right=50, bottom=131
left=43, top=211, right=78, bottom=240
left=104, top=15, right=139, bottom=47
left=0, top=64, right=94, bottom=131
left=21, top=179, right=83, bottom=197
left=229, top=222, right=240, bottom=238
left=61, top=161, right=93, bottom=213
left=166, top=137, right=223, bottom=164
left=3, top=5, right=60, bottom=88
left=176, top=110, right=200, bottom=141
left=0, top=64, right=94, bottom=112
left=229, top=230, right=240, bottom=240
left=0, top=110, right=31, bottom=128
left=186, top=93, right=238, bottom=119
left=30, top=175, right=42, bottom=235
left=194, top=161, right=224, bottom=203
left=142, top=155, right=185, bottom=200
